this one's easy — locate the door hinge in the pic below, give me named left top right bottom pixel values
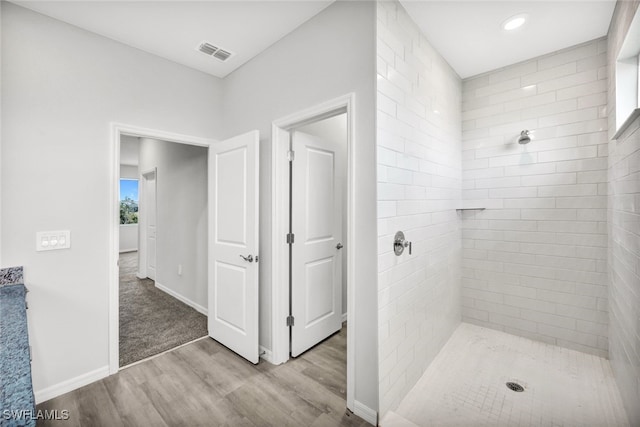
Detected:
left=287, top=150, right=295, bottom=161
left=286, top=233, right=295, bottom=244
left=286, top=315, right=295, bottom=327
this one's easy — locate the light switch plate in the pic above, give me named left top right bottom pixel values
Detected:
left=36, top=230, right=71, bottom=251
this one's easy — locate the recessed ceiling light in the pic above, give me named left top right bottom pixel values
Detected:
left=502, top=13, right=528, bottom=31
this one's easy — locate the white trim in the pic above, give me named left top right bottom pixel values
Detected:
left=259, top=345, right=274, bottom=364
left=270, top=93, right=357, bottom=411
left=109, top=123, right=216, bottom=375
left=138, top=167, right=157, bottom=281
left=353, top=400, right=378, bottom=426
left=119, top=248, right=138, bottom=254
left=342, top=312, right=348, bottom=323
left=34, top=366, right=109, bottom=404
left=155, top=281, right=208, bottom=316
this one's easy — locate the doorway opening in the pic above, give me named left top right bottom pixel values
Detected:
left=271, top=94, right=356, bottom=411
left=109, top=124, right=215, bottom=373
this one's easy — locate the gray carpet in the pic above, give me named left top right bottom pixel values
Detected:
left=119, top=252, right=207, bottom=367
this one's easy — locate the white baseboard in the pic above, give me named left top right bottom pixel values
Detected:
left=155, top=282, right=208, bottom=316
left=259, top=345, right=274, bottom=364
left=342, top=312, right=348, bottom=322
left=353, top=400, right=378, bottom=426
left=119, top=248, right=138, bottom=253
left=34, top=365, right=109, bottom=404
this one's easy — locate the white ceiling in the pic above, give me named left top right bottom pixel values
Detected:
left=400, top=1, right=616, bottom=79
left=11, top=1, right=617, bottom=80
left=12, top=1, right=333, bottom=78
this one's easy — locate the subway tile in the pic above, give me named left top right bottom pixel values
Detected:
left=537, top=70, right=598, bottom=94
left=555, top=232, right=607, bottom=247
left=537, top=324, right=598, bottom=348
left=490, top=187, right=538, bottom=198
left=504, top=295, right=557, bottom=313
left=521, top=62, right=577, bottom=86
left=489, top=153, right=538, bottom=168
left=555, top=196, right=607, bottom=208
left=489, top=85, right=539, bottom=104
left=538, top=107, right=598, bottom=128
left=537, top=183, right=598, bottom=197
left=489, top=312, right=538, bottom=333
left=537, top=289, right=597, bottom=309
left=475, top=78, right=521, bottom=98
left=537, top=42, right=598, bottom=70
left=577, top=131, right=608, bottom=146
left=521, top=173, right=577, bottom=186
left=488, top=220, right=537, bottom=231
left=521, top=308, right=577, bottom=330
left=503, top=92, right=557, bottom=113
left=458, top=33, right=613, bottom=363
left=521, top=99, right=578, bottom=120
left=520, top=208, right=576, bottom=220
left=474, top=300, right=521, bottom=317
left=577, top=170, right=607, bottom=184
left=537, top=220, right=601, bottom=234
left=538, top=146, right=598, bottom=163
left=556, top=79, right=607, bottom=101
left=503, top=198, right=556, bottom=209
left=577, top=92, right=607, bottom=109
left=556, top=157, right=608, bottom=173
left=488, top=60, right=538, bottom=85
left=576, top=52, right=607, bottom=72
left=535, top=254, right=596, bottom=271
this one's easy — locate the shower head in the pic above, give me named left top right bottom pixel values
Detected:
left=518, top=130, right=531, bottom=145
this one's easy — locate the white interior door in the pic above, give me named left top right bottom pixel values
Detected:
left=144, top=171, right=157, bottom=281
left=209, top=130, right=260, bottom=364
left=291, top=130, right=343, bottom=357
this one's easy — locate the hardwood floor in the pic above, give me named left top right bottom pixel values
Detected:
left=36, top=325, right=370, bottom=427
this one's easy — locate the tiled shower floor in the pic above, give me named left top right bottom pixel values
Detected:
left=381, top=323, right=629, bottom=427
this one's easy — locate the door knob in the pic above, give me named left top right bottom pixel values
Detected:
left=239, top=254, right=254, bottom=262
left=336, top=243, right=343, bottom=250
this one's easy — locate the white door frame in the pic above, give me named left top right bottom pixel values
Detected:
left=271, top=93, right=356, bottom=411
left=137, top=167, right=157, bottom=280
left=109, top=123, right=216, bottom=374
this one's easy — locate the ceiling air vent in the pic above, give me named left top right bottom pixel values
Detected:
left=197, top=41, right=233, bottom=62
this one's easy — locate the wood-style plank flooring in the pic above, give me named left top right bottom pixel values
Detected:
left=36, top=325, right=369, bottom=427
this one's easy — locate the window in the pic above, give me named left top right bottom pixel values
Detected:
left=614, top=7, right=640, bottom=138
left=120, top=179, right=139, bottom=224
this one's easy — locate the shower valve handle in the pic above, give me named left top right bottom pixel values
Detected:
left=393, top=231, right=412, bottom=256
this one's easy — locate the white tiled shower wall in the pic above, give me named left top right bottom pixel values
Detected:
left=376, top=0, right=462, bottom=416
left=607, top=1, right=640, bottom=425
left=461, top=39, right=610, bottom=358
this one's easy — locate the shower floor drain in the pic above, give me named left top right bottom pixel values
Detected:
left=506, top=382, right=524, bottom=392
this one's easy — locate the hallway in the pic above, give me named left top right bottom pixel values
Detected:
left=119, top=252, right=207, bottom=366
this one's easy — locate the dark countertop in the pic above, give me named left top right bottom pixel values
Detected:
left=1, top=267, right=36, bottom=427
left=0, top=267, right=23, bottom=287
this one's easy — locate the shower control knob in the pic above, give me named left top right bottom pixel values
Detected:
left=393, top=231, right=412, bottom=256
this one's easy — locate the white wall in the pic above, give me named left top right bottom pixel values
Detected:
left=461, top=39, right=610, bottom=358
left=138, top=138, right=208, bottom=312
left=607, top=1, right=640, bottom=425
left=297, top=114, right=348, bottom=317
left=376, top=1, right=462, bottom=416
left=222, top=0, right=378, bottom=411
left=0, top=2, right=223, bottom=398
